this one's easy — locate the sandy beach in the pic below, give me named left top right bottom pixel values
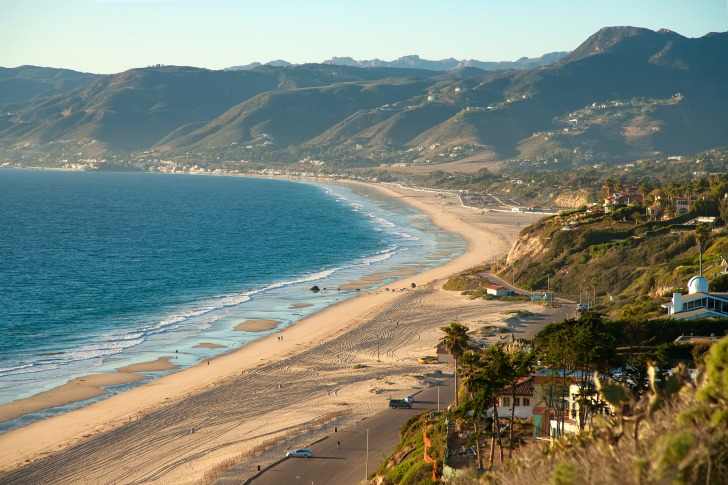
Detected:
left=0, top=182, right=555, bottom=483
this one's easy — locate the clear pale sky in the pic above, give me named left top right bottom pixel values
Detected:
left=2, top=0, right=726, bottom=74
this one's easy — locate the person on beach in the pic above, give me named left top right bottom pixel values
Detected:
left=337, top=440, right=340, bottom=449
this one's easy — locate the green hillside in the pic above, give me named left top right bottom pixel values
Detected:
left=2, top=27, right=727, bottom=167
left=0, top=66, right=100, bottom=106
left=503, top=198, right=728, bottom=320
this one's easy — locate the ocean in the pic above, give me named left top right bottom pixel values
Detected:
left=0, top=170, right=463, bottom=431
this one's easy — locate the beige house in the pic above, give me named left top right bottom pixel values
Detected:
left=436, top=342, right=455, bottom=364
left=646, top=204, right=663, bottom=221
left=674, top=196, right=699, bottom=215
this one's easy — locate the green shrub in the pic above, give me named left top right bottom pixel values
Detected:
left=710, top=273, right=728, bottom=291
left=399, top=461, right=435, bottom=485
left=443, top=275, right=485, bottom=291
left=549, top=462, right=577, bottom=485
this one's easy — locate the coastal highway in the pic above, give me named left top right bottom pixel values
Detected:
left=245, top=376, right=454, bottom=485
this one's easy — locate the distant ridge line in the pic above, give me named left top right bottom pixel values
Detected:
left=224, top=52, right=569, bottom=72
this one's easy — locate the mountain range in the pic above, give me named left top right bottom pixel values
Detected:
left=0, top=66, right=100, bottom=106
left=225, top=52, right=569, bottom=72
left=1, top=27, right=726, bottom=166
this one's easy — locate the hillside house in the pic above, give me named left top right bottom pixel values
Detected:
left=646, top=204, right=663, bottom=221
left=494, top=377, right=535, bottom=419
left=491, top=375, right=573, bottom=439
left=661, top=275, right=728, bottom=320
left=603, top=189, right=643, bottom=213
left=489, top=374, right=615, bottom=438
left=553, top=382, right=613, bottom=434
left=673, top=196, right=699, bottom=215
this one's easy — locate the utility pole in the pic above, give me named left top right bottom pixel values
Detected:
left=365, top=427, right=369, bottom=480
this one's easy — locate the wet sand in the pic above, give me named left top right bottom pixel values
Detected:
left=234, top=319, right=280, bottom=332
left=0, top=357, right=179, bottom=424
left=192, top=343, right=227, bottom=349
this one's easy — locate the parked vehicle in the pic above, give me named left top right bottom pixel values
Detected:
left=286, top=448, right=313, bottom=458
left=389, top=398, right=412, bottom=409
left=456, top=446, right=477, bottom=457
left=404, top=395, right=414, bottom=404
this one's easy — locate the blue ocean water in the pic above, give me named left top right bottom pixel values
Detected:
left=0, top=170, right=463, bottom=430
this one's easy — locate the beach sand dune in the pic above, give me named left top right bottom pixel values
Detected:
left=0, top=182, right=551, bottom=483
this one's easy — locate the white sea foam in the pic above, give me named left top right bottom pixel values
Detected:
left=19, top=242, right=400, bottom=375
left=1, top=179, right=457, bottom=414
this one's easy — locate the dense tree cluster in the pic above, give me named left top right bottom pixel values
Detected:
left=437, top=313, right=728, bottom=475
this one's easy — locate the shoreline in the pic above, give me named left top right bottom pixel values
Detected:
left=0, top=180, right=543, bottom=481
left=0, top=357, right=179, bottom=424
left=0, top=173, right=459, bottom=424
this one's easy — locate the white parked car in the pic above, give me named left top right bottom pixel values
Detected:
left=286, top=448, right=313, bottom=458
left=404, top=395, right=414, bottom=404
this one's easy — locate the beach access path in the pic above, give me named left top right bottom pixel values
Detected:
left=0, top=182, right=551, bottom=484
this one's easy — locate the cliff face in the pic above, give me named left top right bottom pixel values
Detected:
left=502, top=203, right=728, bottom=319
left=553, top=192, right=590, bottom=209
left=506, top=230, right=548, bottom=266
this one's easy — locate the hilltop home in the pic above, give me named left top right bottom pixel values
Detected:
left=492, top=375, right=573, bottom=439
left=494, top=377, right=535, bottom=419
left=673, top=196, right=699, bottom=215
left=554, top=382, right=614, bottom=434
left=646, top=203, right=663, bottom=221
left=603, top=189, right=643, bottom=213
left=662, top=275, right=728, bottom=320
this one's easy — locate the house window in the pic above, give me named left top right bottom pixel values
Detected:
left=501, top=397, right=510, bottom=407
left=523, top=398, right=530, bottom=406
left=514, top=397, right=521, bottom=406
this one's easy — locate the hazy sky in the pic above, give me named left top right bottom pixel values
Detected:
left=3, top=0, right=726, bottom=74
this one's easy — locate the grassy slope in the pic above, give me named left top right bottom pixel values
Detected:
left=503, top=207, right=725, bottom=319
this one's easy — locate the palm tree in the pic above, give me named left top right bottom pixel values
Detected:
left=440, top=321, right=470, bottom=406
left=458, top=350, right=482, bottom=400
left=664, top=182, right=680, bottom=212
left=695, top=222, right=712, bottom=276
left=457, top=350, right=490, bottom=469
left=503, top=342, right=537, bottom=459
left=602, top=177, right=615, bottom=199
left=477, top=345, right=512, bottom=468
left=638, top=182, right=653, bottom=206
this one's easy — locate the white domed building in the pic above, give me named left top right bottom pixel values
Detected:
left=662, top=275, right=728, bottom=320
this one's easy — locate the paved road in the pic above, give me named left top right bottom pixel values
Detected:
left=247, top=375, right=455, bottom=485
left=246, top=287, right=576, bottom=485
